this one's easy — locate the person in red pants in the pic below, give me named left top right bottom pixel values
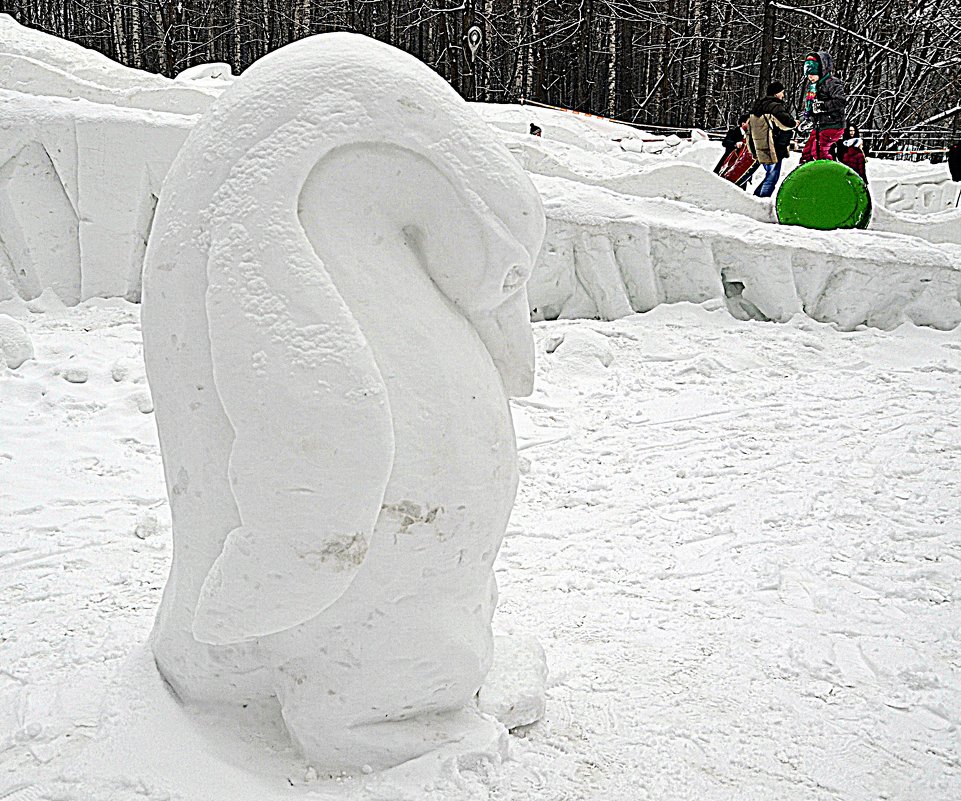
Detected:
left=798, top=50, right=847, bottom=163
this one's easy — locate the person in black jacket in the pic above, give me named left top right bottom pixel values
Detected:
left=746, top=81, right=797, bottom=197
left=798, top=50, right=847, bottom=163
left=948, top=142, right=961, bottom=182
left=713, top=114, right=750, bottom=174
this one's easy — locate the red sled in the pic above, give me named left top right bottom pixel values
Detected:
left=718, top=144, right=759, bottom=188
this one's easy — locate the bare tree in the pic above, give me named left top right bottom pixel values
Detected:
left=3, top=0, right=959, bottom=148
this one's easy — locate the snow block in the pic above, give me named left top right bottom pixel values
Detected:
left=0, top=139, right=80, bottom=303
left=776, top=160, right=872, bottom=230
left=0, top=89, right=193, bottom=305
left=873, top=165, right=961, bottom=215
left=0, top=313, right=33, bottom=368
left=0, top=14, right=205, bottom=306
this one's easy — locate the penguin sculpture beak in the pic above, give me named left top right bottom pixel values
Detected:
left=472, top=288, right=535, bottom=398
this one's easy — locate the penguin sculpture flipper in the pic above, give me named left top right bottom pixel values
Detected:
left=191, top=237, right=395, bottom=646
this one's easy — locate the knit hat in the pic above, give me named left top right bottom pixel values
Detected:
left=767, top=81, right=786, bottom=96
left=804, top=56, right=820, bottom=76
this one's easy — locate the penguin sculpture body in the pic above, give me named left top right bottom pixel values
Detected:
left=141, top=33, right=545, bottom=770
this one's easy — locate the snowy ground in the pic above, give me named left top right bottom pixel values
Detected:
left=2, top=297, right=959, bottom=800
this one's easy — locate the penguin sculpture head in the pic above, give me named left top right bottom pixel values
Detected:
left=297, top=131, right=544, bottom=400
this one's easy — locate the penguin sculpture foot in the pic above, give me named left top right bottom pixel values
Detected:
left=281, top=698, right=507, bottom=773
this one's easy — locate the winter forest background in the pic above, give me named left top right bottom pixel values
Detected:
left=2, top=0, right=960, bottom=151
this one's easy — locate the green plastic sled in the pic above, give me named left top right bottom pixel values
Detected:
left=775, top=159, right=872, bottom=230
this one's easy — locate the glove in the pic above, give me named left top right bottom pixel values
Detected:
left=797, top=117, right=813, bottom=135
left=812, top=100, right=825, bottom=115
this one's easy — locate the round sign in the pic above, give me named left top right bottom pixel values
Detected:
left=466, top=26, right=483, bottom=58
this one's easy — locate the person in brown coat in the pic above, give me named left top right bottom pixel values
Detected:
left=746, top=81, right=797, bottom=197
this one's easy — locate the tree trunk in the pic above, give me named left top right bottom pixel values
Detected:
left=759, top=0, right=775, bottom=94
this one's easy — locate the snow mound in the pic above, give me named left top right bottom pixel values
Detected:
left=541, top=328, right=616, bottom=387
left=501, top=133, right=774, bottom=222
left=142, top=32, right=544, bottom=772
left=0, top=313, right=33, bottom=368
left=474, top=102, right=676, bottom=156
left=528, top=175, right=961, bottom=330
left=0, top=14, right=216, bottom=114
left=174, top=62, right=234, bottom=84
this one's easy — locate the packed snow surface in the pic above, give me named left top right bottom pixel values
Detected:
left=2, top=298, right=959, bottom=800
left=141, top=32, right=545, bottom=771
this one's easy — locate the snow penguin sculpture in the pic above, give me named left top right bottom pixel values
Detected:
left=142, top=34, right=545, bottom=770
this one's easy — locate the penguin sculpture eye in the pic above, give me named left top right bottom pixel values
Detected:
left=502, top=263, right=529, bottom=294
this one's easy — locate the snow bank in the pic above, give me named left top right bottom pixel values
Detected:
left=142, top=32, right=544, bottom=772
left=494, top=129, right=961, bottom=326
left=475, top=102, right=677, bottom=156
left=530, top=175, right=961, bottom=330
left=501, top=132, right=775, bottom=222
left=0, top=89, right=192, bottom=304
left=0, top=15, right=201, bottom=305
left=0, top=14, right=216, bottom=114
